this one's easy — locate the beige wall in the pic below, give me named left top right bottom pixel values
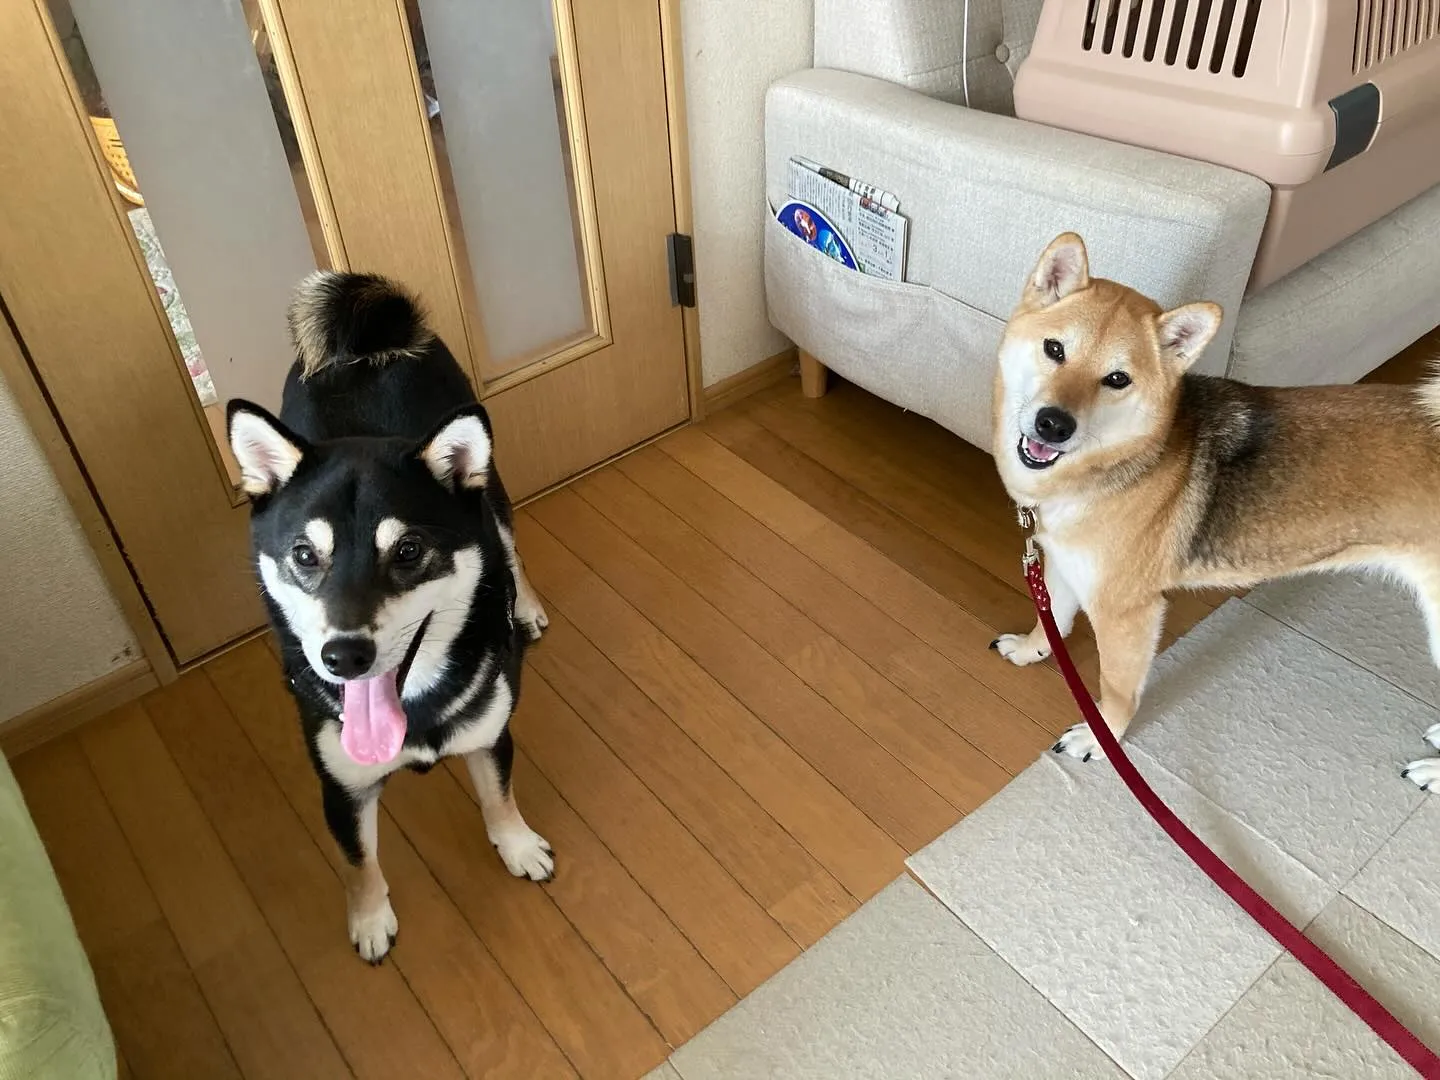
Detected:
left=0, top=369, right=138, bottom=724
left=682, top=0, right=812, bottom=386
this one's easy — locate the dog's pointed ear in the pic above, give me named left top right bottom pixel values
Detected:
left=227, top=400, right=308, bottom=498
left=418, top=404, right=493, bottom=491
left=1025, top=233, right=1090, bottom=306
left=1156, top=302, right=1223, bottom=371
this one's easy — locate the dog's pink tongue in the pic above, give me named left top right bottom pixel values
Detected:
left=1026, top=437, right=1061, bottom=462
left=340, top=672, right=407, bottom=765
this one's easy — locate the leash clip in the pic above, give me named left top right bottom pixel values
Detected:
left=1016, top=505, right=1039, bottom=568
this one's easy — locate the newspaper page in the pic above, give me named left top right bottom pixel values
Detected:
left=786, top=157, right=908, bottom=281
left=792, top=156, right=900, bottom=212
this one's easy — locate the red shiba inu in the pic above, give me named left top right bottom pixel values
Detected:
left=990, top=232, right=1440, bottom=792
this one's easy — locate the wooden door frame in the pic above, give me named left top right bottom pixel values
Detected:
left=660, top=0, right=707, bottom=423
left=1, top=0, right=704, bottom=701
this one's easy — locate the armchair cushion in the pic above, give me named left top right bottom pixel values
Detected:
left=814, top=0, right=1044, bottom=114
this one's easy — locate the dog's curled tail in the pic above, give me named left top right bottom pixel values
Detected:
left=288, top=270, right=434, bottom=379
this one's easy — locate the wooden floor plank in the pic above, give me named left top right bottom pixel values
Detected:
left=367, top=817, right=583, bottom=1080
left=518, top=501, right=959, bottom=851
left=142, top=671, right=466, bottom=1080
left=203, top=642, right=579, bottom=1080
left=661, top=425, right=1079, bottom=739
left=78, top=705, right=351, bottom=1080
left=722, top=394, right=1107, bottom=696
left=13, top=739, right=242, bottom=1080
left=702, top=409, right=1061, bottom=646
left=792, top=380, right=1017, bottom=529
left=729, top=388, right=1232, bottom=678
left=380, top=765, right=668, bottom=1080
left=594, top=452, right=1048, bottom=777
left=741, top=390, right=1024, bottom=595
left=442, top=743, right=737, bottom=1046
left=511, top=668, right=798, bottom=993
left=743, top=381, right=1098, bottom=682
left=794, top=380, right=1019, bottom=529
left=705, top=402, right=1121, bottom=707
left=512, top=525, right=902, bottom=904
left=523, top=606, right=858, bottom=942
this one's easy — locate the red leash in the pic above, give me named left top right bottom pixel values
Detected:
left=1024, top=547, right=1440, bottom=1077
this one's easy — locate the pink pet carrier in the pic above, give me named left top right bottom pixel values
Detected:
left=1014, top=1, right=1440, bottom=289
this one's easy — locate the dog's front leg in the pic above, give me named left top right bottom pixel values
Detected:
left=496, top=520, right=549, bottom=642
left=992, top=559, right=1080, bottom=666
left=1399, top=560, right=1440, bottom=793
left=323, top=778, right=398, bottom=963
left=1403, top=723, right=1440, bottom=793
left=1053, top=597, right=1166, bottom=762
left=464, top=729, right=555, bottom=882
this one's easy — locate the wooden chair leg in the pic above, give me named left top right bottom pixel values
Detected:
left=799, top=349, right=829, bottom=399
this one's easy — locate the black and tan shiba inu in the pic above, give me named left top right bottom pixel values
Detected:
left=990, top=232, right=1440, bottom=792
left=227, top=272, right=554, bottom=964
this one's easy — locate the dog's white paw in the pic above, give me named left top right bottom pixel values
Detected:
left=990, top=633, right=1050, bottom=667
left=348, top=895, right=398, bottom=964
left=1424, top=723, right=1440, bottom=752
left=492, top=824, right=555, bottom=882
left=515, top=593, right=549, bottom=642
left=1052, top=723, right=1106, bottom=762
left=1402, top=757, right=1440, bottom=794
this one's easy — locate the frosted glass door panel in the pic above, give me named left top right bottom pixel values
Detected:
left=60, top=0, right=317, bottom=415
left=413, top=0, right=592, bottom=377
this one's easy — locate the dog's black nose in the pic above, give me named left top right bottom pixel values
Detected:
left=1034, top=406, right=1076, bottom=444
left=322, top=636, right=376, bottom=679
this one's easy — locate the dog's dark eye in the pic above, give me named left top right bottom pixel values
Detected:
left=395, top=537, right=424, bottom=564
left=1043, top=338, right=1065, bottom=363
left=292, top=543, right=318, bottom=568
left=1102, top=371, right=1132, bottom=389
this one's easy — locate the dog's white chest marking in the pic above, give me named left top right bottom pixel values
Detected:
left=315, top=673, right=515, bottom=790
left=1035, top=498, right=1102, bottom=610
left=1042, top=541, right=1101, bottom=610
left=438, top=677, right=514, bottom=758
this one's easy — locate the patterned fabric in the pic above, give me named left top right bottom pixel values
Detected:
left=126, top=208, right=216, bottom=407
left=814, top=0, right=1044, bottom=114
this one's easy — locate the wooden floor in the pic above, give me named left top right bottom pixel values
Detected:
left=13, top=342, right=1436, bottom=1080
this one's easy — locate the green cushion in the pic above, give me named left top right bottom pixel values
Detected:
left=0, top=753, right=114, bottom=1080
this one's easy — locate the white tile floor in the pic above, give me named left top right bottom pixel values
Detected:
left=1346, top=798, right=1440, bottom=964
left=651, top=577, right=1440, bottom=1079
left=1249, top=573, right=1440, bottom=710
left=908, top=745, right=1333, bottom=1080
left=666, top=878, right=1127, bottom=1080
left=1132, top=601, right=1428, bottom=888
left=1167, top=897, right=1440, bottom=1080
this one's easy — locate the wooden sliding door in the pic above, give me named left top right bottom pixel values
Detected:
left=0, top=0, right=690, bottom=664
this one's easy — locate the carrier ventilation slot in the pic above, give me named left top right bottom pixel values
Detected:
left=1082, top=0, right=1264, bottom=76
left=1354, top=0, right=1440, bottom=73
